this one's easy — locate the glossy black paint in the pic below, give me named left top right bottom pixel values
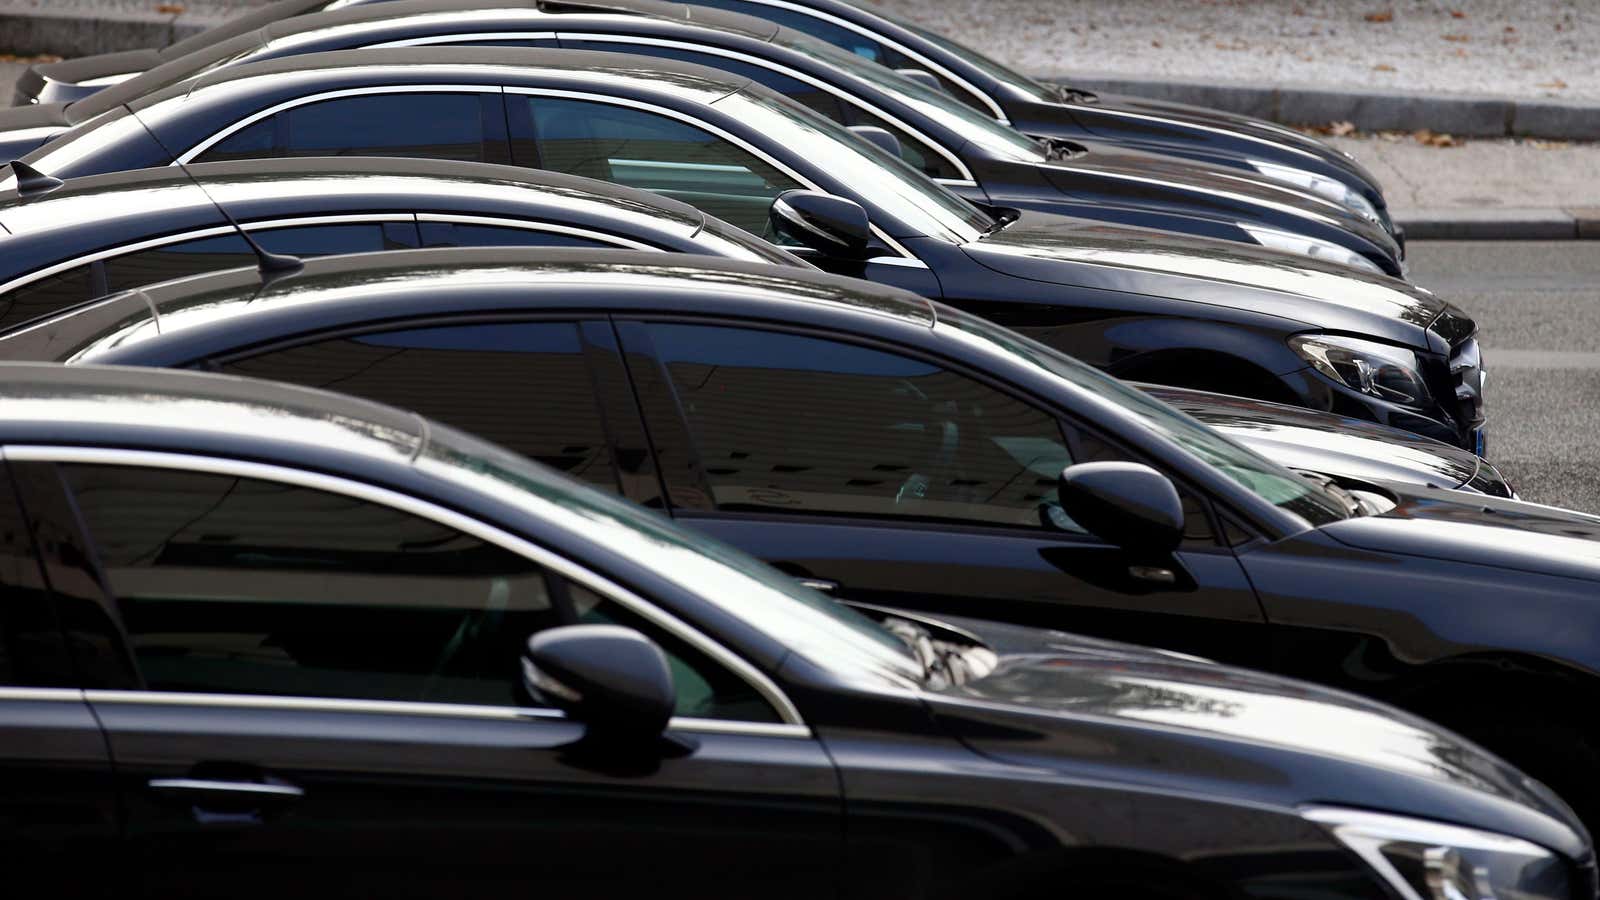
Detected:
left=678, top=0, right=1393, bottom=226
left=0, top=357, right=1589, bottom=898
left=1057, top=461, right=1185, bottom=552
left=8, top=247, right=1591, bottom=830
left=0, top=156, right=801, bottom=330
left=3, top=47, right=1482, bottom=447
left=0, top=0, right=1400, bottom=275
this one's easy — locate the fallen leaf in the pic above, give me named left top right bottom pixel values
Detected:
left=1412, top=129, right=1461, bottom=147
left=1373, top=63, right=1396, bottom=71
left=1151, top=40, right=1162, bottom=48
left=1443, top=33, right=1471, bottom=42
left=155, top=2, right=185, bottom=11
left=1505, top=25, right=1516, bottom=32
left=1330, top=120, right=1357, bottom=136
left=1538, top=78, right=1569, bottom=89
left=1364, top=9, right=1393, bottom=23
left=1525, top=139, right=1572, bottom=150
left=1449, top=9, right=1466, bottom=17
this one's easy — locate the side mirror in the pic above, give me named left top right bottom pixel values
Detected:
left=846, top=124, right=903, bottom=159
left=894, top=68, right=948, bottom=94
left=1056, top=462, right=1184, bottom=553
left=770, top=189, right=872, bottom=259
left=522, top=624, right=674, bottom=740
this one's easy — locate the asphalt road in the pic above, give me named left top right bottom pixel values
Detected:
left=1404, top=240, right=1600, bottom=514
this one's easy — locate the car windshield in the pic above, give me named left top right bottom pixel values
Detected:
left=871, top=8, right=1061, bottom=104
left=709, top=88, right=994, bottom=243
left=416, top=418, right=928, bottom=685
left=935, top=307, right=1350, bottom=528
left=770, top=28, right=1048, bottom=163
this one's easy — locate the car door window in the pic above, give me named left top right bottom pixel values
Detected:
left=523, top=97, right=801, bottom=235
left=638, top=322, right=1076, bottom=530
left=99, top=223, right=419, bottom=295
left=560, top=42, right=958, bottom=180
left=197, top=92, right=495, bottom=164
left=0, top=264, right=99, bottom=331
left=417, top=221, right=626, bottom=249
left=220, top=321, right=621, bottom=493
left=58, top=463, right=776, bottom=721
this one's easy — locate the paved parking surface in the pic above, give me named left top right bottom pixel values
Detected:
left=1405, top=240, right=1600, bottom=513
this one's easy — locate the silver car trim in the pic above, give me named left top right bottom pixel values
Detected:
left=369, top=31, right=559, bottom=48
left=7, top=445, right=808, bottom=730
left=414, top=212, right=661, bottom=251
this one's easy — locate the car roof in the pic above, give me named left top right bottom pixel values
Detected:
left=0, top=156, right=711, bottom=238
left=130, top=46, right=756, bottom=113
left=1, top=246, right=935, bottom=365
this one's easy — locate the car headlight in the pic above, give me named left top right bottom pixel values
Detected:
left=1248, top=160, right=1383, bottom=224
left=1289, top=333, right=1434, bottom=406
left=1305, top=808, right=1571, bottom=900
left=1244, top=226, right=1385, bottom=275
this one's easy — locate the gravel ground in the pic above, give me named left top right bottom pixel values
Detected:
left=872, top=0, right=1600, bottom=102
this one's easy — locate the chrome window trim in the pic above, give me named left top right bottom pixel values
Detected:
left=0, top=214, right=416, bottom=301
left=725, top=0, right=1007, bottom=122
left=0, top=687, right=87, bottom=702
left=415, top=212, right=662, bottom=251
left=81, top=690, right=810, bottom=737
left=5, top=445, right=807, bottom=731
left=552, top=32, right=977, bottom=185
left=173, top=84, right=506, bottom=165
left=502, top=85, right=917, bottom=258
left=369, top=31, right=559, bottom=48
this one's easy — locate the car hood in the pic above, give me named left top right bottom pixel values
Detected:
left=918, top=614, right=1584, bottom=853
left=1141, top=384, right=1506, bottom=495
left=962, top=211, right=1447, bottom=343
left=1074, top=91, right=1382, bottom=184
left=1322, top=487, right=1600, bottom=582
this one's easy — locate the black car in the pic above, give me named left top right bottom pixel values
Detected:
left=13, top=0, right=1393, bottom=239
left=16, top=246, right=1595, bottom=825
left=0, top=358, right=1590, bottom=899
left=0, top=0, right=1403, bottom=276
left=0, top=155, right=801, bottom=331
left=3, top=48, right=1486, bottom=450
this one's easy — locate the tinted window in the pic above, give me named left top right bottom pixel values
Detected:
left=62, top=463, right=776, bottom=721
left=249, top=93, right=490, bottom=162
left=643, top=323, right=1074, bottom=529
left=419, top=221, right=622, bottom=250
left=222, top=322, right=619, bottom=492
left=526, top=97, right=800, bottom=235
left=196, top=115, right=277, bottom=162
left=562, top=42, right=957, bottom=180
left=100, top=223, right=417, bottom=294
left=0, top=264, right=99, bottom=330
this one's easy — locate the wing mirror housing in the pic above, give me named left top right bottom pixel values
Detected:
left=770, top=190, right=872, bottom=259
left=894, top=68, right=949, bottom=94
left=847, top=124, right=903, bottom=159
left=1056, top=462, right=1184, bottom=553
left=522, top=624, right=675, bottom=741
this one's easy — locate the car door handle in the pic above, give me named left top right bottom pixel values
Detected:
left=796, top=577, right=839, bottom=594
left=149, top=777, right=304, bottom=826
left=147, top=778, right=304, bottom=799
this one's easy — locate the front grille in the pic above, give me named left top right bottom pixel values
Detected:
left=1449, top=337, right=1486, bottom=429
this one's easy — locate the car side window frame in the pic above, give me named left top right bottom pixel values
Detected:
left=6, top=446, right=806, bottom=734
left=499, top=86, right=920, bottom=261
left=551, top=35, right=976, bottom=185
left=414, top=212, right=666, bottom=252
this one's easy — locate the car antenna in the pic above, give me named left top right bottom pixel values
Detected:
left=7, top=161, right=63, bottom=198
left=172, top=159, right=303, bottom=286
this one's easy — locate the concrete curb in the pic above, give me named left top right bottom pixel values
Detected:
left=1394, top=207, right=1600, bottom=240
left=0, top=4, right=235, bottom=57
left=1053, top=72, right=1600, bottom=142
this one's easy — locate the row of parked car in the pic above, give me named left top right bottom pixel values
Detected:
left=0, top=0, right=1595, bottom=897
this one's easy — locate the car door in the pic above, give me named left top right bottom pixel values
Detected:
left=16, top=454, right=841, bottom=898
left=0, top=459, right=121, bottom=896
left=613, top=318, right=1268, bottom=668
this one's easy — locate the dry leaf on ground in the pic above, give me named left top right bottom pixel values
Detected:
left=1373, top=63, right=1396, bottom=71
left=1364, top=9, right=1393, bottom=23
left=1412, top=129, right=1461, bottom=147
left=1538, top=78, right=1569, bottom=89
left=155, top=3, right=185, bottom=13
left=1443, top=33, right=1471, bottom=42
